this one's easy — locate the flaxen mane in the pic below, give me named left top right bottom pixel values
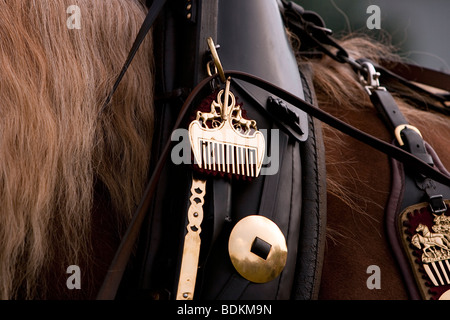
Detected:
left=0, top=1, right=153, bottom=299
left=2, top=1, right=450, bottom=301
left=301, top=36, right=450, bottom=299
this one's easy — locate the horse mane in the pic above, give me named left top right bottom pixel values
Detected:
left=0, top=1, right=153, bottom=299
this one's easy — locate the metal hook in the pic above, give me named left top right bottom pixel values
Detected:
left=358, top=61, right=386, bottom=95
left=206, top=37, right=226, bottom=83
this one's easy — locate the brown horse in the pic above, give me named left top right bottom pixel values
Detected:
left=304, top=37, right=450, bottom=299
left=1, top=1, right=449, bottom=300
left=0, top=1, right=154, bottom=299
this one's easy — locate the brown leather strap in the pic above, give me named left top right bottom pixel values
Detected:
left=376, top=61, right=450, bottom=115
left=380, top=59, right=450, bottom=93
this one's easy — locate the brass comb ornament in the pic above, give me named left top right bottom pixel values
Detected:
left=189, top=78, right=265, bottom=178
left=176, top=38, right=267, bottom=300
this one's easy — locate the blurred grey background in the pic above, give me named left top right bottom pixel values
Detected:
left=293, top=0, right=450, bottom=73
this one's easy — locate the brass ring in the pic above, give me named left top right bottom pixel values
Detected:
left=394, top=124, right=422, bottom=146
left=207, top=37, right=226, bottom=83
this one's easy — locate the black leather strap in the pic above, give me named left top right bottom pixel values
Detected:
left=401, top=129, right=433, bottom=166
left=99, top=0, right=167, bottom=116
left=370, top=88, right=440, bottom=211
left=282, top=4, right=450, bottom=116
left=211, top=179, right=231, bottom=249
left=102, top=67, right=450, bottom=297
left=361, top=78, right=445, bottom=215
left=99, top=68, right=450, bottom=299
left=216, top=274, right=249, bottom=300
left=369, top=87, right=434, bottom=166
left=225, top=71, right=450, bottom=187
left=212, top=125, right=289, bottom=299
left=370, top=90, right=408, bottom=132
left=376, top=61, right=450, bottom=109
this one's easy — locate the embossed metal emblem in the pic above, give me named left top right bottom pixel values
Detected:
left=399, top=200, right=450, bottom=299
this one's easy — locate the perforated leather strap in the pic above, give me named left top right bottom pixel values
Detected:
left=369, top=88, right=434, bottom=165
left=370, top=90, right=408, bottom=132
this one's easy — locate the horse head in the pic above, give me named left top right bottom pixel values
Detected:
left=411, top=234, right=422, bottom=249
left=416, top=224, right=428, bottom=234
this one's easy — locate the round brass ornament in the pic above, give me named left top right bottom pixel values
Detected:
left=228, top=215, right=288, bottom=283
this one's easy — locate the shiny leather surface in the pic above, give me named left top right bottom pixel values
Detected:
left=121, top=0, right=326, bottom=300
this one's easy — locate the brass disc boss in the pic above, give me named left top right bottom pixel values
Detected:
left=228, top=215, right=288, bottom=283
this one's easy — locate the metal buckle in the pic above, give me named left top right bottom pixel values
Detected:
left=358, top=61, right=386, bottom=95
left=394, top=124, right=423, bottom=146
left=228, top=215, right=287, bottom=283
left=429, top=195, right=448, bottom=214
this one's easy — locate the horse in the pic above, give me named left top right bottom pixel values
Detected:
left=0, top=0, right=154, bottom=299
left=196, top=108, right=222, bottom=129
left=230, top=107, right=258, bottom=135
left=2, top=0, right=450, bottom=301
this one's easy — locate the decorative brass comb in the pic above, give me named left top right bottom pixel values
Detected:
left=189, top=78, right=265, bottom=178
left=176, top=39, right=265, bottom=300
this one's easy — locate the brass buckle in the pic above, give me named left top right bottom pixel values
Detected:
left=228, top=215, right=287, bottom=283
left=394, top=124, right=423, bottom=146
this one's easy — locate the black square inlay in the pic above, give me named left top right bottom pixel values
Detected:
left=250, top=237, right=272, bottom=260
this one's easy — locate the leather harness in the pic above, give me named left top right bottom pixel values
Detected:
left=97, top=0, right=450, bottom=300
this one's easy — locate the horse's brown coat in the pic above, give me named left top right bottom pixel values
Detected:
left=2, top=1, right=449, bottom=300
left=307, top=39, right=450, bottom=299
